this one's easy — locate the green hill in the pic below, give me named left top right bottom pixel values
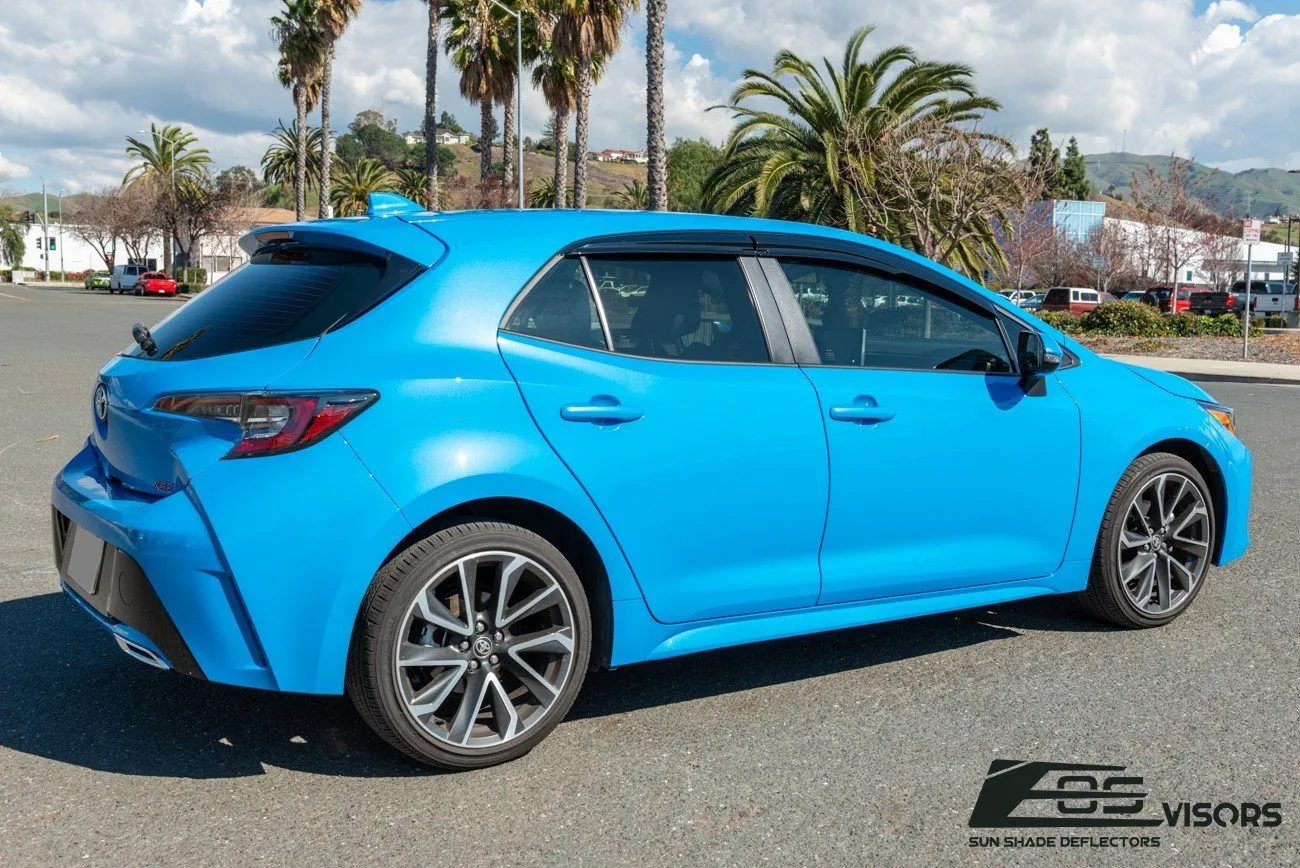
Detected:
left=1085, top=153, right=1300, bottom=217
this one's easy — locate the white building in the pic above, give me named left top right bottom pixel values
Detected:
left=11, top=207, right=297, bottom=281
left=435, top=131, right=470, bottom=146
left=1107, top=217, right=1291, bottom=286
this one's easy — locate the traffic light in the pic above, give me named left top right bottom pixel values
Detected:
left=35, top=237, right=42, bottom=250
left=48, top=237, right=55, bottom=251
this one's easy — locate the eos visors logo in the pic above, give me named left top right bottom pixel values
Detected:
left=968, top=760, right=1282, bottom=830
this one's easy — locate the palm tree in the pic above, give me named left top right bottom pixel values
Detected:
left=445, top=0, right=514, bottom=183
left=644, top=0, right=666, bottom=210
left=703, top=25, right=1000, bottom=235
left=271, top=0, right=324, bottom=220
left=394, top=167, right=430, bottom=205
left=528, top=175, right=571, bottom=207
left=529, top=11, right=576, bottom=209
left=314, top=0, right=363, bottom=218
left=124, top=124, right=212, bottom=273
left=261, top=120, right=324, bottom=192
left=422, top=0, right=441, bottom=209
left=554, top=0, right=636, bottom=208
left=614, top=178, right=648, bottom=209
left=330, top=156, right=396, bottom=216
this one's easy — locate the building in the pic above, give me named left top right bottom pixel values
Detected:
left=10, top=206, right=297, bottom=282
left=402, top=131, right=423, bottom=146
left=435, top=131, right=470, bottom=146
left=592, top=148, right=648, bottom=164
left=1048, top=199, right=1107, bottom=243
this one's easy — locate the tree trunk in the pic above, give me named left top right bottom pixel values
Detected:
left=553, top=107, right=568, bottom=208
left=645, top=0, right=668, bottom=211
left=319, top=37, right=335, bottom=218
left=423, top=0, right=439, bottom=210
left=294, top=83, right=308, bottom=221
left=503, top=80, right=517, bottom=200
left=480, top=99, right=493, bottom=181
left=573, top=50, right=592, bottom=209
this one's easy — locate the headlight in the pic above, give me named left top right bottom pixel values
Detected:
left=1198, top=400, right=1236, bottom=436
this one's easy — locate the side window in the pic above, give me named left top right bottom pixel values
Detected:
left=503, top=258, right=606, bottom=349
left=588, top=257, right=769, bottom=362
left=777, top=259, right=1012, bottom=373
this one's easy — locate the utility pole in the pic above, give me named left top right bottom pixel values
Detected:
left=57, top=189, right=65, bottom=277
left=1242, top=217, right=1259, bottom=360
left=41, top=180, right=50, bottom=283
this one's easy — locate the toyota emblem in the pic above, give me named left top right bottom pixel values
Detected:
left=94, top=383, right=109, bottom=423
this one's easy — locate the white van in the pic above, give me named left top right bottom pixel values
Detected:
left=110, top=264, right=148, bottom=294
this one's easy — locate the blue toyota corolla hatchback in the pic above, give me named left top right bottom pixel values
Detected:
left=52, top=196, right=1251, bottom=768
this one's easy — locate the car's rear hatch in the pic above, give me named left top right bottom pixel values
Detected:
left=91, top=224, right=436, bottom=496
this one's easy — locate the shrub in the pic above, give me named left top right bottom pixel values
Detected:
left=1034, top=310, right=1081, bottom=334
left=1165, top=312, right=1202, bottom=336
left=1079, top=300, right=1166, bottom=337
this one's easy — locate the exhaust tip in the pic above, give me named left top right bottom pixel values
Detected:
left=114, top=635, right=171, bottom=670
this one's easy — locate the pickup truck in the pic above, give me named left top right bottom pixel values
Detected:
left=1249, top=282, right=1299, bottom=316
left=1187, top=290, right=1237, bottom=316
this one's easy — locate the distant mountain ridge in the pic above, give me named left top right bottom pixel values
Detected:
left=1084, top=153, right=1300, bottom=217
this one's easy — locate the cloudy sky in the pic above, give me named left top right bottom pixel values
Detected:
left=2, top=0, right=1298, bottom=194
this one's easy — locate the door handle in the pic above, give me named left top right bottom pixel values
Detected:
left=560, top=400, right=644, bottom=424
left=828, top=401, right=895, bottom=424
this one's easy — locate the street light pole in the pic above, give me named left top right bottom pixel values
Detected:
left=56, top=189, right=65, bottom=277
left=490, top=0, right=524, bottom=209
left=41, top=179, right=50, bottom=283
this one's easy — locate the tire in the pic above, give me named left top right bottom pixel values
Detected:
left=1078, top=452, right=1216, bottom=628
left=347, top=521, right=592, bottom=770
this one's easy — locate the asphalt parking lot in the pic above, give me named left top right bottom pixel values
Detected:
left=1, top=283, right=1296, bottom=866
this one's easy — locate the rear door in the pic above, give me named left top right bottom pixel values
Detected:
left=499, top=254, right=828, bottom=624
left=765, top=256, right=1081, bottom=604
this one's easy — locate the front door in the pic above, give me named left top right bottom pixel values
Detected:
left=770, top=257, right=1081, bottom=604
left=498, top=255, right=828, bottom=624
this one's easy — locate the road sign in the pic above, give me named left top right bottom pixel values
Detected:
left=1091, top=256, right=1105, bottom=268
left=1279, top=252, right=1294, bottom=267
left=1243, top=218, right=1261, bottom=245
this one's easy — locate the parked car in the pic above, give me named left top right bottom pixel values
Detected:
left=998, top=289, right=1037, bottom=307
left=84, top=271, right=111, bottom=291
left=1187, top=290, right=1238, bottom=317
left=1121, top=291, right=1147, bottom=303
left=1249, top=282, right=1299, bottom=316
left=52, top=200, right=1252, bottom=769
left=1041, top=286, right=1102, bottom=313
left=1228, top=280, right=1269, bottom=313
left=133, top=271, right=178, bottom=297
left=1150, top=286, right=1195, bottom=314
left=1021, top=292, right=1046, bottom=312
left=109, top=264, right=149, bottom=294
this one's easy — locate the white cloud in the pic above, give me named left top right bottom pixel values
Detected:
left=1, top=0, right=1298, bottom=193
left=0, top=151, right=31, bottom=180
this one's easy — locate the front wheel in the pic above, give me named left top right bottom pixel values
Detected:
left=347, top=522, right=592, bottom=770
left=1078, top=453, right=1216, bottom=628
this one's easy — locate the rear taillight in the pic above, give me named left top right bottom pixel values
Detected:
left=1226, top=294, right=1236, bottom=308
left=153, top=391, right=377, bottom=458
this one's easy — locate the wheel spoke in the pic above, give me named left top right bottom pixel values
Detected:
left=1170, top=477, right=1190, bottom=518
left=1170, top=535, right=1209, bottom=558
left=1154, top=557, right=1172, bottom=610
left=457, top=557, right=480, bottom=622
left=1131, top=558, right=1156, bottom=605
left=1170, top=501, right=1207, bottom=537
left=509, top=624, right=574, bottom=656
left=413, top=587, right=472, bottom=637
left=485, top=673, right=520, bottom=742
left=499, top=584, right=559, bottom=629
left=398, top=642, right=465, bottom=668
left=1167, top=555, right=1199, bottom=592
left=505, top=653, right=561, bottom=707
left=1151, top=474, right=1169, bottom=526
left=1128, top=499, right=1154, bottom=535
left=405, top=665, right=466, bottom=719
left=1120, top=528, right=1149, bottom=551
left=449, top=668, right=490, bottom=745
left=1121, top=551, right=1156, bottom=584
left=493, top=554, right=529, bottom=626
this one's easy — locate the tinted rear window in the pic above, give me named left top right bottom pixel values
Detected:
left=129, top=245, right=422, bottom=361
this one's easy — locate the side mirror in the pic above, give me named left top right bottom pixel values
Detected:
left=1017, top=331, right=1061, bottom=379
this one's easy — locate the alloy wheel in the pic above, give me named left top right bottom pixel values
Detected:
left=1117, top=472, right=1211, bottom=615
left=392, top=550, right=576, bottom=750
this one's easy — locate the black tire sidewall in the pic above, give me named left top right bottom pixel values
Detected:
left=1096, top=454, right=1215, bottom=627
left=349, top=523, right=592, bottom=770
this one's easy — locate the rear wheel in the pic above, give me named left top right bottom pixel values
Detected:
left=1079, top=453, right=1215, bottom=628
left=347, top=522, right=591, bottom=770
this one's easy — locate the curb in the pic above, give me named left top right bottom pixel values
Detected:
left=1160, top=370, right=1300, bottom=386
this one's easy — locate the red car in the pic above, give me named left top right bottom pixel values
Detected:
left=1146, top=285, right=1195, bottom=313
left=133, top=271, right=178, bottom=296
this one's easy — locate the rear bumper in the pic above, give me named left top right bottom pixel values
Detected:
left=52, top=442, right=276, bottom=690
left=51, top=435, right=408, bottom=694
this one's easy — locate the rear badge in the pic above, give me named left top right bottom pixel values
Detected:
left=94, top=384, right=108, bottom=423
left=153, top=480, right=174, bottom=494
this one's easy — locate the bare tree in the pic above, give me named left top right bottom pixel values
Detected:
left=66, top=188, right=129, bottom=269
left=166, top=173, right=251, bottom=277
left=993, top=162, right=1059, bottom=289
left=117, top=184, right=161, bottom=266
left=1130, top=155, right=1218, bottom=287
left=1078, top=220, right=1136, bottom=294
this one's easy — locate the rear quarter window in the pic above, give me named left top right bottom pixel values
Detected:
left=127, top=245, right=423, bottom=361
